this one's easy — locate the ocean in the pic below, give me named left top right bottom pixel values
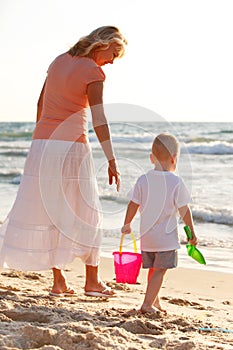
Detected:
left=0, top=121, right=232, bottom=274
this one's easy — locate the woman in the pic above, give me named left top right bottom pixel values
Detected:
left=0, top=26, right=127, bottom=297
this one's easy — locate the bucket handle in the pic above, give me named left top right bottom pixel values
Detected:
left=119, top=232, right=138, bottom=254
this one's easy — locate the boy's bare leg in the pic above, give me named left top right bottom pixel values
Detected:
left=147, top=268, right=167, bottom=312
left=141, top=267, right=167, bottom=313
left=153, top=295, right=167, bottom=312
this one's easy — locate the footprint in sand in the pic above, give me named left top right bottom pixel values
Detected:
left=3, top=309, right=51, bottom=323
left=106, top=281, right=131, bottom=291
left=24, top=272, right=43, bottom=280
left=1, top=270, right=23, bottom=278
left=121, top=319, right=164, bottom=335
left=0, top=290, right=18, bottom=297
left=168, top=298, right=193, bottom=306
left=1, top=271, right=43, bottom=280
left=167, top=297, right=205, bottom=310
left=0, top=284, right=20, bottom=292
left=198, top=297, right=214, bottom=302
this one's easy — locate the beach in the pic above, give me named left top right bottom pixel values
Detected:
left=0, top=121, right=233, bottom=349
left=1, top=121, right=233, bottom=276
left=0, top=257, right=233, bottom=349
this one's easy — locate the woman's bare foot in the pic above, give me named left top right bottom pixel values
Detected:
left=51, top=268, right=76, bottom=295
left=84, top=280, right=115, bottom=296
left=84, top=265, right=115, bottom=296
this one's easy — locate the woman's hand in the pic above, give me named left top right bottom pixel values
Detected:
left=108, top=159, right=120, bottom=192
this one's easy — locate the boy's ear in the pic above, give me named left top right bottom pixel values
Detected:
left=150, top=153, right=155, bottom=164
left=171, top=154, right=177, bottom=164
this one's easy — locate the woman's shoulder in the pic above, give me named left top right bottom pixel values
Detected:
left=47, top=52, right=70, bottom=71
left=48, top=53, right=105, bottom=81
left=50, top=53, right=98, bottom=66
left=51, top=52, right=69, bottom=64
left=77, top=57, right=106, bottom=80
left=66, top=55, right=98, bottom=67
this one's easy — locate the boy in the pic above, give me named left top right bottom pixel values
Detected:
left=121, top=132, right=198, bottom=313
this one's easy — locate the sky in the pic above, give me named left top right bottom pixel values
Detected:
left=0, top=0, right=233, bottom=123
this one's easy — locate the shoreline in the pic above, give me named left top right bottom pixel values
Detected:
left=0, top=256, right=233, bottom=349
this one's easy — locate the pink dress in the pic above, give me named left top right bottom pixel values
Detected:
left=0, top=54, right=106, bottom=270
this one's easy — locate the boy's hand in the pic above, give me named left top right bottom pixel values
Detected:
left=189, top=233, right=198, bottom=246
left=121, top=223, right=131, bottom=234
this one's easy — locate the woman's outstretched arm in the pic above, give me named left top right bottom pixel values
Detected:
left=87, top=81, right=120, bottom=191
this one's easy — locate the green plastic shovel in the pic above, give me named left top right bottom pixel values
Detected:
left=184, top=226, right=206, bottom=265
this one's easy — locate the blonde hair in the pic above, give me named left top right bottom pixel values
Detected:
left=152, top=133, right=179, bottom=161
left=68, top=26, right=127, bottom=58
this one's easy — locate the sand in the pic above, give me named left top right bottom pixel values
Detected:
left=0, top=257, right=233, bottom=350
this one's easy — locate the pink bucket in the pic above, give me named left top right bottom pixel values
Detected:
left=113, top=233, right=142, bottom=284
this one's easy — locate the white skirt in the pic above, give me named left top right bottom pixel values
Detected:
left=0, top=139, right=103, bottom=271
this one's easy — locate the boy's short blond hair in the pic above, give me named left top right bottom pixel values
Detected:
left=152, top=132, right=179, bottom=161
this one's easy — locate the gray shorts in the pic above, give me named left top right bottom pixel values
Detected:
left=141, top=250, right=178, bottom=269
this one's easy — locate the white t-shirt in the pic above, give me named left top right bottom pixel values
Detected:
left=128, top=169, right=191, bottom=252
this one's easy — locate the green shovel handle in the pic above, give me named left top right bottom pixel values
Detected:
left=184, top=225, right=193, bottom=240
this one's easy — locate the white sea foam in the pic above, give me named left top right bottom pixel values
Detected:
left=192, top=205, right=233, bottom=226
left=186, top=141, right=233, bottom=155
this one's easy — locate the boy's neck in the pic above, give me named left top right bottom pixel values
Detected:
left=154, top=160, right=174, bottom=172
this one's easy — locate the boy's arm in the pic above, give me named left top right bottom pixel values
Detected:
left=178, top=204, right=198, bottom=245
left=121, top=201, right=140, bottom=234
